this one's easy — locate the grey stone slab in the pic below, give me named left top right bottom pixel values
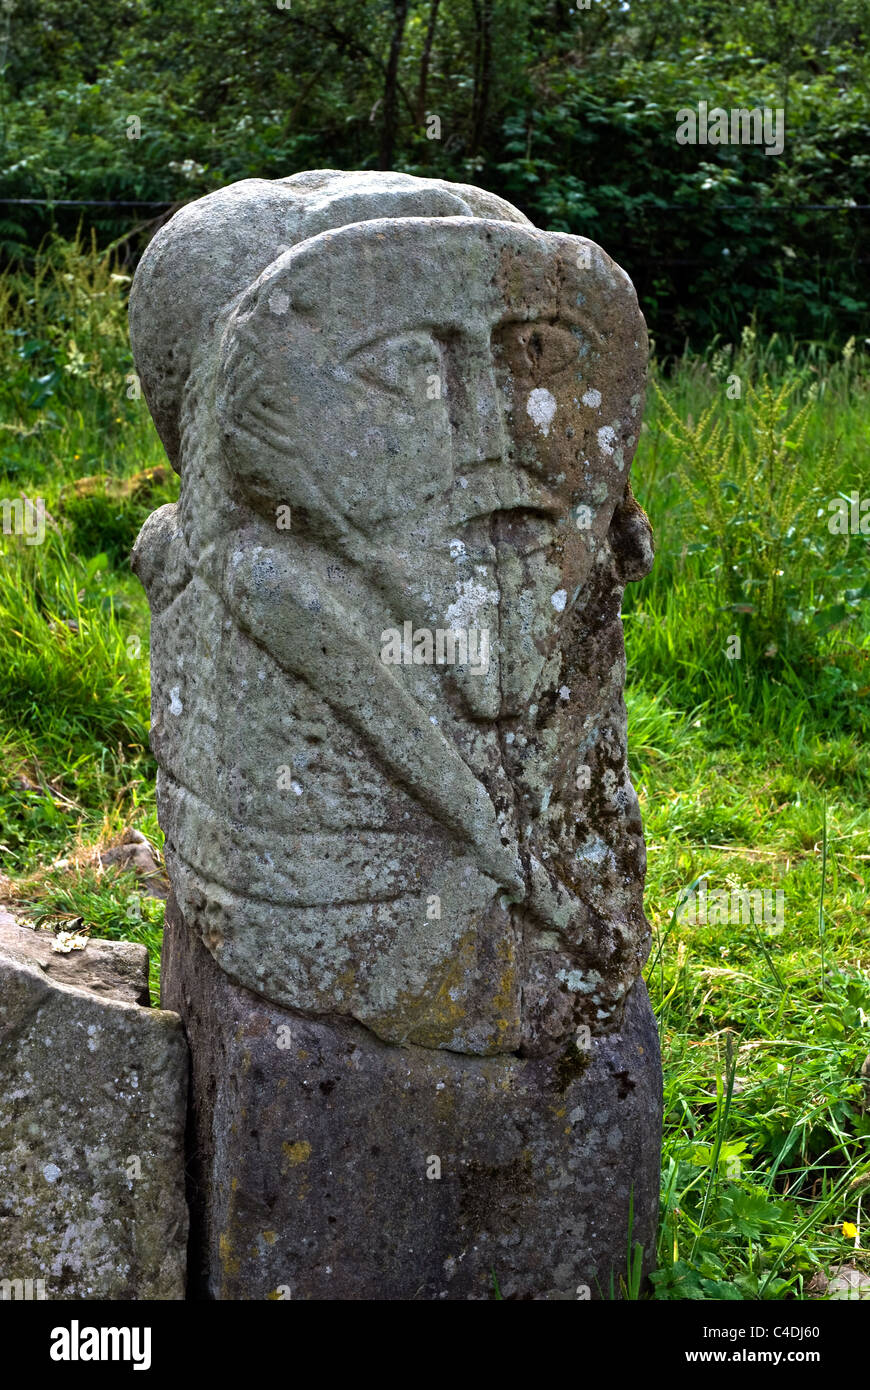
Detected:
left=0, top=927, right=188, bottom=1299
left=0, top=910, right=150, bottom=1006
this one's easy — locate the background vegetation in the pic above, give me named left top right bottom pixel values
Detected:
left=0, top=0, right=868, bottom=1301
left=0, top=0, right=869, bottom=351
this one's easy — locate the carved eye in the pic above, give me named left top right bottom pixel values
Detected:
left=348, top=332, right=441, bottom=397
left=494, top=323, right=580, bottom=380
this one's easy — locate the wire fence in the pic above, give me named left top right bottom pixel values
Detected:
left=0, top=198, right=868, bottom=210
left=3, top=196, right=864, bottom=273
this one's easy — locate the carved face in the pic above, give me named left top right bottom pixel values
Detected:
left=214, top=218, right=648, bottom=716
left=216, top=220, right=643, bottom=536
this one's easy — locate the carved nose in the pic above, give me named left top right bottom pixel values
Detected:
left=445, top=342, right=507, bottom=468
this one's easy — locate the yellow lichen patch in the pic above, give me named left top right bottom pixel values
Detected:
left=262, top=1230, right=278, bottom=1245
left=219, top=1176, right=246, bottom=1282
left=334, top=962, right=357, bottom=1000
left=492, top=931, right=519, bottom=1045
left=219, top=1231, right=240, bottom=1277
left=369, top=930, right=477, bottom=1049
left=282, top=1140, right=311, bottom=1167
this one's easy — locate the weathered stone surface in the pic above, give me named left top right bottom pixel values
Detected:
left=132, top=169, right=661, bottom=1298
left=0, top=910, right=150, bottom=1006
left=0, top=924, right=188, bottom=1298
left=164, top=898, right=661, bottom=1301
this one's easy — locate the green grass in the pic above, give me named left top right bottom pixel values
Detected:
left=1, top=235, right=868, bottom=1297
left=627, top=328, right=870, bottom=1297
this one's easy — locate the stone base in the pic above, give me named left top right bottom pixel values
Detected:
left=0, top=913, right=188, bottom=1300
left=163, top=896, right=661, bottom=1301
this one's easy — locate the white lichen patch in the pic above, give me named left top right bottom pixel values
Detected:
left=445, top=578, right=499, bottom=628
left=556, top=968, right=588, bottom=992
left=268, top=289, right=290, bottom=316
left=597, top=425, right=617, bottom=457
left=581, top=388, right=601, bottom=409
left=526, top=387, right=557, bottom=436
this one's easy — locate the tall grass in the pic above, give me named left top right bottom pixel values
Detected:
left=0, top=232, right=171, bottom=871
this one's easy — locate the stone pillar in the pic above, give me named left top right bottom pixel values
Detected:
left=131, top=170, right=662, bottom=1300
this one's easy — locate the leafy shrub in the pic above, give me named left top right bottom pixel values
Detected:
left=652, top=375, right=866, bottom=662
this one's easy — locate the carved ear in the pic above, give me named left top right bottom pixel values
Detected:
left=212, top=249, right=363, bottom=551
left=129, top=181, right=309, bottom=469
left=609, top=481, right=655, bottom=583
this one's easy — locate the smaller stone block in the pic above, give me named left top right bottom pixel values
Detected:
left=0, top=918, right=189, bottom=1299
left=0, top=911, right=150, bottom=1006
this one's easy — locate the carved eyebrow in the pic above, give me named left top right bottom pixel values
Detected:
left=343, top=329, right=443, bottom=364
left=494, top=315, right=584, bottom=337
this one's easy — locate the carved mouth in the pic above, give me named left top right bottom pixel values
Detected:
left=451, top=460, right=562, bottom=528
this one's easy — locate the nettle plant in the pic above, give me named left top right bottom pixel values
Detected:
left=654, top=377, right=854, bottom=662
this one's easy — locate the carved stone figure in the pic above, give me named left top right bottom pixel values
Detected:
left=132, top=170, right=661, bottom=1299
